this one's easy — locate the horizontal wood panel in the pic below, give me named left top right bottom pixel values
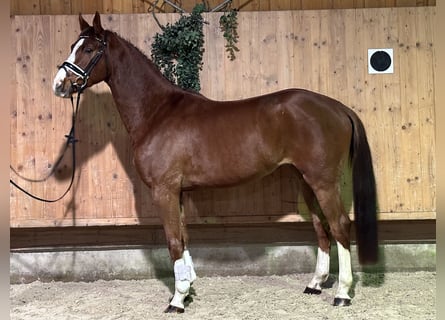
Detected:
left=10, top=8, right=436, bottom=228
left=10, top=0, right=436, bottom=15
left=10, top=220, right=436, bottom=249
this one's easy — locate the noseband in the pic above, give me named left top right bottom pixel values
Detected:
left=59, top=35, right=107, bottom=93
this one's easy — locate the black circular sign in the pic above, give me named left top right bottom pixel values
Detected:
left=370, top=51, right=392, bottom=72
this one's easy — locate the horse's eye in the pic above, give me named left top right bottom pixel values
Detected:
left=84, top=47, right=93, bottom=54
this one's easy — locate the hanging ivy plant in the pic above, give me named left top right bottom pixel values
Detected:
left=219, top=9, right=239, bottom=61
left=151, top=2, right=239, bottom=92
left=151, top=4, right=206, bottom=92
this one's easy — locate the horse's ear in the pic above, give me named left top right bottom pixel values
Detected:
left=79, top=14, right=90, bottom=31
left=92, top=11, right=104, bottom=34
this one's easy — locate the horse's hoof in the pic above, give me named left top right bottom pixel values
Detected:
left=164, top=305, right=185, bottom=313
left=303, top=287, right=322, bottom=295
left=333, top=298, right=351, bottom=306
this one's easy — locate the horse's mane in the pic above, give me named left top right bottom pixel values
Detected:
left=110, top=31, right=165, bottom=76
left=109, top=30, right=207, bottom=99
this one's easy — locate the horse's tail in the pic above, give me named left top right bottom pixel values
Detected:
left=345, top=108, right=378, bottom=265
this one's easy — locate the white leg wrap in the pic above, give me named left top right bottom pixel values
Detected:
left=336, top=241, right=353, bottom=300
left=170, top=258, right=190, bottom=309
left=170, top=250, right=197, bottom=309
left=308, top=247, right=330, bottom=290
left=183, top=250, right=197, bottom=283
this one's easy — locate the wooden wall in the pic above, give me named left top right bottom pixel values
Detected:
left=10, top=0, right=436, bottom=15
left=10, top=7, right=436, bottom=228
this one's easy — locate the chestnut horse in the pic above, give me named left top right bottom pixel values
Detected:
left=53, top=13, right=378, bottom=313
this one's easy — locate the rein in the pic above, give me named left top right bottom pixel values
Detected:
left=10, top=94, right=80, bottom=203
left=10, top=34, right=107, bottom=202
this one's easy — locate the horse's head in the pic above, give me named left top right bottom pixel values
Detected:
left=53, top=12, right=108, bottom=98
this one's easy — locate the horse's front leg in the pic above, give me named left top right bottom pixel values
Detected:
left=152, top=186, right=196, bottom=313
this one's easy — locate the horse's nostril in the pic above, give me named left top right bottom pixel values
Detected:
left=54, top=81, right=64, bottom=94
left=53, top=82, right=65, bottom=97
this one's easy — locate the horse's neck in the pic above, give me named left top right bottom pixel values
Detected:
left=105, top=34, right=179, bottom=145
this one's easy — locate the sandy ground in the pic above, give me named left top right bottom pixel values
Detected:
left=10, top=271, right=435, bottom=320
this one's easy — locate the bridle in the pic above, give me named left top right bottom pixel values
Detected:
left=58, top=34, right=107, bottom=93
left=10, top=34, right=107, bottom=203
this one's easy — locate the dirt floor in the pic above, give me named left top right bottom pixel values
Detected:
left=10, top=271, right=435, bottom=320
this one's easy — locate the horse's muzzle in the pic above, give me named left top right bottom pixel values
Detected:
left=53, top=67, right=73, bottom=98
left=53, top=80, right=73, bottom=98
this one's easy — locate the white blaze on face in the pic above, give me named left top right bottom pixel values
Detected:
left=52, top=38, right=84, bottom=96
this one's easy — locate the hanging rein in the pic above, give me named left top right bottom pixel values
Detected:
left=10, top=35, right=107, bottom=203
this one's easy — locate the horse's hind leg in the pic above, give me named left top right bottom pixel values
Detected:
left=152, top=186, right=196, bottom=313
left=304, top=177, right=353, bottom=306
left=299, top=178, right=331, bottom=295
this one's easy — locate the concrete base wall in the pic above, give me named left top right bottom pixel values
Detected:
left=10, top=243, right=436, bottom=284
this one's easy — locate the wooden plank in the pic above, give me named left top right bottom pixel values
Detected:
left=220, top=12, right=242, bottom=99
left=11, top=0, right=40, bottom=15
left=240, top=10, right=260, bottom=98
left=9, top=0, right=437, bottom=15
left=292, top=10, right=312, bottom=90
left=10, top=219, right=436, bottom=249
left=396, top=8, right=423, bottom=214
left=396, top=0, right=421, bottom=7
left=414, top=7, right=436, bottom=212
left=32, top=16, right=54, bottom=219
left=257, top=10, right=279, bottom=94
left=11, top=16, right=45, bottom=222
left=311, top=9, right=325, bottom=87
left=302, top=0, right=336, bottom=10
left=132, top=0, right=148, bottom=13
left=39, top=0, right=72, bottom=15
left=333, top=0, right=355, bottom=9
left=72, top=0, right=103, bottom=15
left=275, top=11, right=293, bottom=89
left=326, top=9, right=348, bottom=103
left=113, top=0, right=135, bottom=13
left=10, top=18, right=19, bottom=225
left=376, top=8, right=403, bottom=215
left=361, top=8, right=394, bottom=215
left=201, top=12, right=226, bottom=100
left=9, top=209, right=437, bottom=228
left=102, top=0, right=114, bottom=14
